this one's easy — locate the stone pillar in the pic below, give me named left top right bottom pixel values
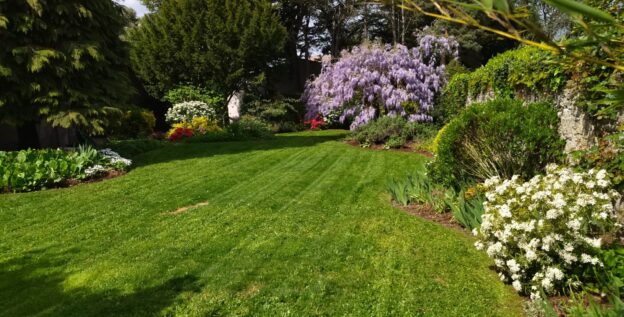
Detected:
left=228, top=90, right=244, bottom=122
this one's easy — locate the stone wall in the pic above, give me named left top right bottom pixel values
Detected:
left=466, top=83, right=623, bottom=153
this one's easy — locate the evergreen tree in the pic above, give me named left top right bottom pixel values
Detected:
left=128, top=0, right=286, bottom=101
left=0, top=0, right=135, bottom=134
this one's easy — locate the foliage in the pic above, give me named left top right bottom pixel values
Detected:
left=165, top=101, right=217, bottom=124
left=166, top=117, right=222, bottom=141
left=0, top=146, right=131, bottom=193
left=430, top=99, right=565, bottom=187
left=474, top=165, right=622, bottom=299
left=106, top=107, right=156, bottom=140
left=303, top=36, right=458, bottom=130
left=432, top=73, right=470, bottom=125
left=573, top=129, right=624, bottom=193
left=401, top=0, right=624, bottom=124
left=106, top=139, right=165, bottom=158
left=0, top=0, right=135, bottom=133
left=388, top=172, right=485, bottom=223
left=353, top=116, right=438, bottom=148
left=128, top=0, right=287, bottom=100
left=433, top=46, right=566, bottom=125
left=226, top=115, right=273, bottom=139
left=445, top=189, right=485, bottom=230
left=164, top=86, right=226, bottom=122
left=167, top=127, right=194, bottom=142
left=242, top=98, right=306, bottom=133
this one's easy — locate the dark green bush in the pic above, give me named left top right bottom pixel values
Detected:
left=242, top=98, right=306, bottom=133
left=107, top=139, right=165, bottom=158
left=429, top=98, right=565, bottom=187
left=106, top=107, right=156, bottom=140
left=353, top=116, right=438, bottom=148
left=227, top=115, right=273, bottom=139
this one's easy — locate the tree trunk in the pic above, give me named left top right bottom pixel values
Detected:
left=390, top=0, right=397, bottom=45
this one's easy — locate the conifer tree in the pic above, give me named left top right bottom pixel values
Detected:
left=128, top=0, right=286, bottom=101
left=0, top=0, right=135, bottom=135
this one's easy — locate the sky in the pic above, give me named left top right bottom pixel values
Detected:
left=115, top=0, right=150, bottom=17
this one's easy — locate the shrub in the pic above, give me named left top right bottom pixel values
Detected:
left=430, top=98, right=565, bottom=187
left=166, top=117, right=223, bottom=142
left=107, top=139, right=165, bottom=158
left=227, top=115, right=273, bottom=139
left=107, top=107, right=156, bottom=139
left=243, top=98, right=306, bottom=133
left=165, top=101, right=217, bottom=124
left=164, top=86, right=226, bottom=121
left=573, top=130, right=624, bottom=193
left=433, top=73, right=470, bottom=125
left=353, top=116, right=437, bottom=148
left=474, top=165, right=622, bottom=299
left=0, top=147, right=131, bottom=193
left=303, top=36, right=458, bottom=130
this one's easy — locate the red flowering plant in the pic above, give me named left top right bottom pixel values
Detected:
left=168, top=127, right=193, bottom=142
left=305, top=115, right=326, bottom=130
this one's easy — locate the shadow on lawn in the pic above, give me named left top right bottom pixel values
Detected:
left=0, top=248, right=201, bottom=317
left=131, top=132, right=348, bottom=168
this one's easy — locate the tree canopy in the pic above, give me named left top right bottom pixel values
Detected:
left=0, top=0, right=135, bottom=133
left=128, top=0, right=287, bottom=100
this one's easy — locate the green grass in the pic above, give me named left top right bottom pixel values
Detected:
left=0, top=130, right=524, bottom=316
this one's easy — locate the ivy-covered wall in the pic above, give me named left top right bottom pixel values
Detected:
left=435, top=46, right=622, bottom=153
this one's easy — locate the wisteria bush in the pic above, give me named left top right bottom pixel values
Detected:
left=303, top=35, right=458, bottom=130
left=165, top=101, right=216, bottom=124
left=474, top=165, right=622, bottom=300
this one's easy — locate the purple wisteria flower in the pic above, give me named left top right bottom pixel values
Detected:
left=303, top=35, right=458, bottom=130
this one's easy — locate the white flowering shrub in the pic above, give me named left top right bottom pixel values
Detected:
left=165, top=101, right=216, bottom=123
left=474, top=165, right=622, bottom=299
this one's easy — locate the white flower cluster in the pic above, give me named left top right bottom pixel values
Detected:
left=474, top=165, right=621, bottom=299
left=85, top=164, right=107, bottom=176
left=165, top=101, right=216, bottom=123
left=100, top=148, right=132, bottom=167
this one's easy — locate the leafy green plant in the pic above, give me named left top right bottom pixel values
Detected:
left=227, top=116, right=273, bottom=139
left=353, top=116, right=438, bottom=148
left=387, top=178, right=410, bottom=206
left=430, top=98, right=565, bottom=187
left=444, top=190, right=485, bottom=230
left=573, top=129, right=624, bottom=193
left=0, top=146, right=130, bottom=193
left=242, top=98, right=306, bottom=133
left=106, top=107, right=156, bottom=140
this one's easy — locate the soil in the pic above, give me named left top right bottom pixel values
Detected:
left=394, top=202, right=468, bottom=233
left=345, top=140, right=434, bottom=157
left=63, top=170, right=126, bottom=188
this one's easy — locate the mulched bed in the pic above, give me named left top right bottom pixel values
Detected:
left=63, top=170, right=127, bottom=188
left=393, top=201, right=468, bottom=233
left=345, top=140, right=434, bottom=157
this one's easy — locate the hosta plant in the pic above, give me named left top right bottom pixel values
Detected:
left=303, top=35, right=458, bottom=130
left=165, top=101, right=216, bottom=123
left=474, top=165, right=622, bottom=300
left=0, top=147, right=131, bottom=193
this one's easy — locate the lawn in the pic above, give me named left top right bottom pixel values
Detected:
left=0, top=130, right=523, bottom=316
